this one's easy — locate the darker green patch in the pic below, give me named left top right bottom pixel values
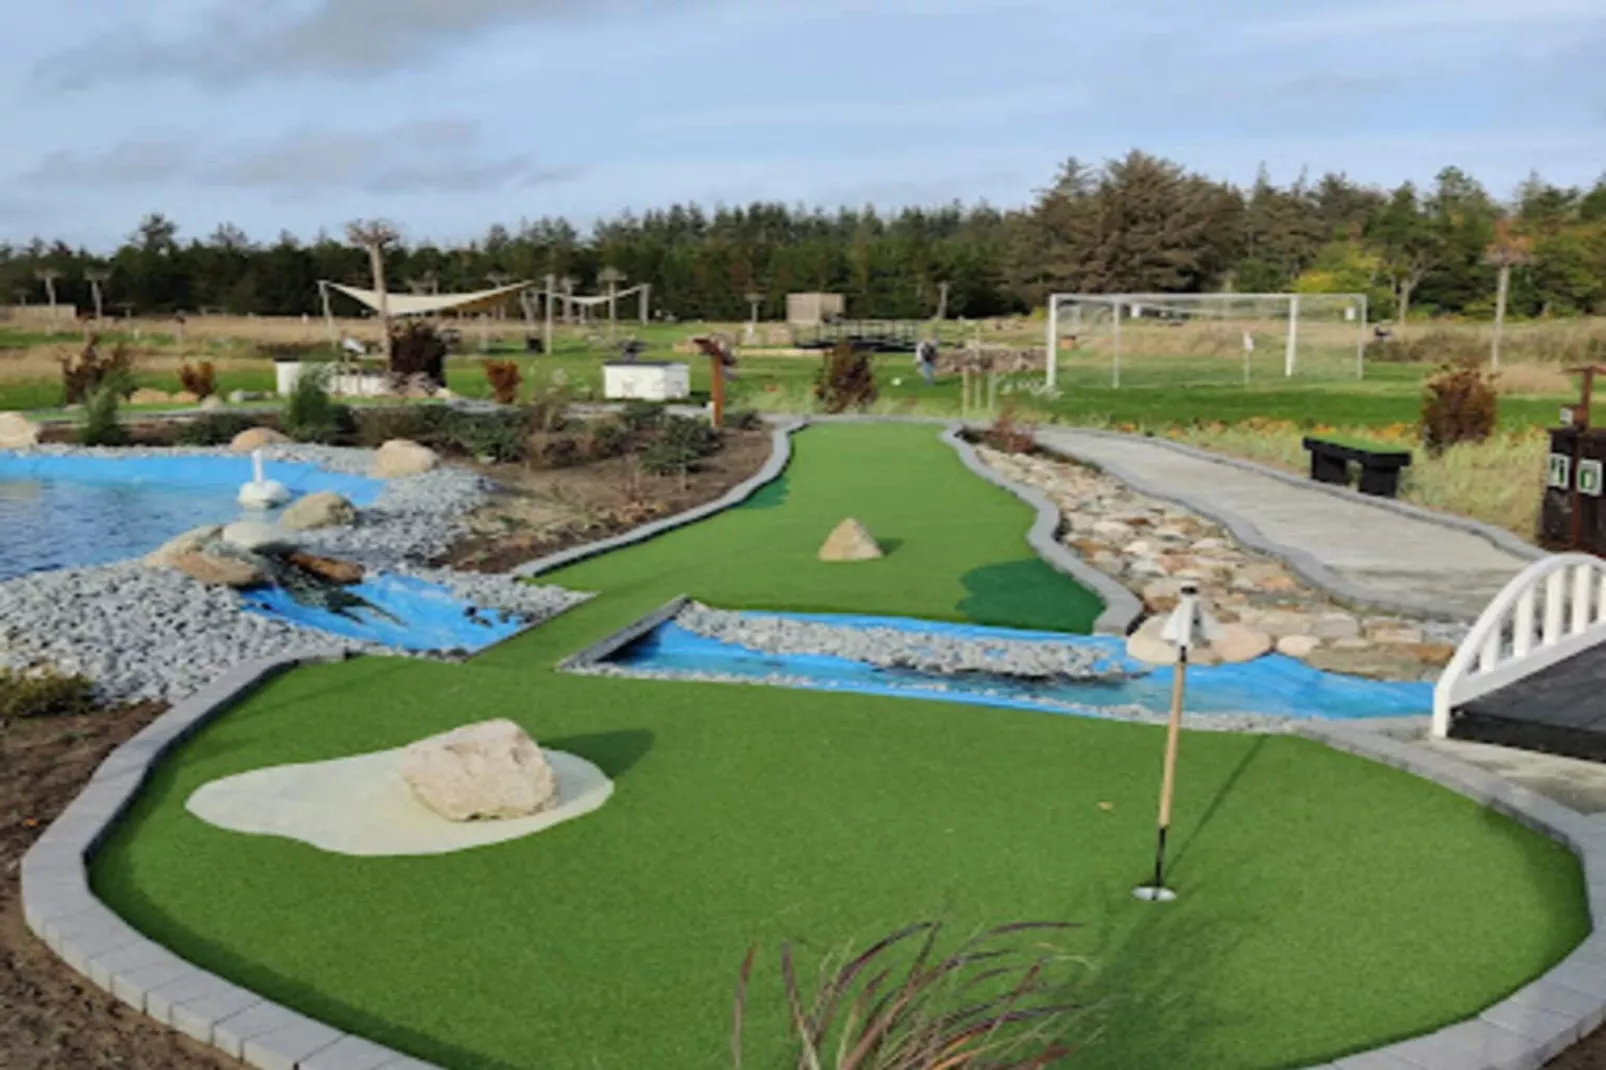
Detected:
left=737, top=471, right=790, bottom=510
left=957, top=558, right=1102, bottom=632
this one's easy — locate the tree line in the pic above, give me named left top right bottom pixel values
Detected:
left=4, top=151, right=1604, bottom=324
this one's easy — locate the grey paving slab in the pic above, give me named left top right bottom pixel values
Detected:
left=240, top=1013, right=346, bottom=1070
left=55, top=913, right=146, bottom=974
left=1033, top=427, right=1531, bottom=619
left=1509, top=978, right=1606, bottom=1029
left=86, top=938, right=181, bottom=991
left=110, top=953, right=196, bottom=1011
left=1329, top=1051, right=1428, bottom=1069
left=1480, top=1000, right=1584, bottom=1054
left=145, top=970, right=240, bottom=1027
left=213, top=1001, right=312, bottom=1058
left=300, top=1034, right=411, bottom=1070
left=170, top=985, right=265, bottom=1045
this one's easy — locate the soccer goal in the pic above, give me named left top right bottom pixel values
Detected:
left=1044, top=292, right=1370, bottom=390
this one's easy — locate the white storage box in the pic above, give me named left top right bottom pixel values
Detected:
left=603, top=361, right=690, bottom=401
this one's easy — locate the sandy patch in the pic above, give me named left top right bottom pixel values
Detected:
left=186, top=747, right=613, bottom=856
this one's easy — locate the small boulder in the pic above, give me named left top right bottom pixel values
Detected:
left=280, top=491, right=357, bottom=532
left=818, top=518, right=883, bottom=562
left=287, top=551, right=363, bottom=585
left=1126, top=615, right=1223, bottom=667
left=145, top=524, right=223, bottom=568
left=1210, top=622, right=1272, bottom=664
left=228, top=389, right=251, bottom=404
left=1276, top=635, right=1320, bottom=658
left=170, top=550, right=268, bottom=589
left=229, top=427, right=292, bottom=453
left=129, top=388, right=171, bottom=405
left=401, top=719, right=559, bottom=822
left=222, top=519, right=295, bottom=553
left=199, top=395, right=224, bottom=412
left=1312, top=612, right=1362, bottom=640
left=372, top=439, right=439, bottom=478
left=1091, top=519, right=1134, bottom=542
left=172, top=391, right=200, bottom=404
left=0, top=411, right=41, bottom=449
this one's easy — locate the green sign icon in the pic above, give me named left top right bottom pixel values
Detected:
left=1580, top=459, right=1604, bottom=497
left=1550, top=453, right=1572, bottom=489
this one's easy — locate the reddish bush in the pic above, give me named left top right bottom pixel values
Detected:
left=814, top=339, right=878, bottom=413
left=1421, top=358, right=1498, bottom=453
left=482, top=359, right=523, bottom=405
left=177, top=360, right=216, bottom=398
left=59, top=335, right=135, bottom=405
left=981, top=404, right=1037, bottom=454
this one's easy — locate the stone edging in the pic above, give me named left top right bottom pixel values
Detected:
left=941, top=426, right=1141, bottom=635
left=1287, top=720, right=1606, bottom=1070
left=511, top=418, right=806, bottom=579
left=1032, top=426, right=1527, bottom=622
left=19, top=653, right=446, bottom=1070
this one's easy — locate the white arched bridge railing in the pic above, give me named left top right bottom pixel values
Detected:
left=1433, top=553, right=1606, bottom=738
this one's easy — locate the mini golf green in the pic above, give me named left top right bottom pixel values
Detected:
left=91, top=423, right=1587, bottom=1070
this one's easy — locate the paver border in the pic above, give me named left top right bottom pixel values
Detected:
left=941, top=425, right=1140, bottom=635
left=1031, top=426, right=1537, bottom=622
left=20, top=651, right=448, bottom=1069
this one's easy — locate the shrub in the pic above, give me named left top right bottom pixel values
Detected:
left=814, top=339, right=878, bottom=413
left=174, top=412, right=257, bottom=447
left=482, top=359, right=523, bottom=405
left=444, top=408, right=531, bottom=463
left=731, top=920, right=1079, bottom=1070
left=581, top=418, right=630, bottom=461
left=177, top=359, right=217, bottom=398
left=981, top=404, right=1037, bottom=454
left=60, top=335, right=136, bottom=405
left=528, top=376, right=573, bottom=433
left=637, top=437, right=702, bottom=477
left=389, top=320, right=447, bottom=388
left=659, top=414, right=722, bottom=459
left=282, top=365, right=354, bottom=444
left=0, top=667, right=97, bottom=718
left=352, top=404, right=453, bottom=448
left=1422, top=359, right=1499, bottom=454
left=724, top=408, right=764, bottom=431
left=79, top=380, right=128, bottom=446
left=621, top=399, right=666, bottom=432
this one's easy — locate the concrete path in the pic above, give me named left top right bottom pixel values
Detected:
left=1034, top=428, right=1537, bottom=621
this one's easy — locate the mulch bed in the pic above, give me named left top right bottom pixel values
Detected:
left=0, top=705, right=236, bottom=1069
left=437, top=428, right=773, bottom=573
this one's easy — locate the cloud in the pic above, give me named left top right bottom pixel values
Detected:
left=15, top=119, right=579, bottom=194
left=38, top=0, right=678, bottom=87
left=651, top=86, right=1090, bottom=134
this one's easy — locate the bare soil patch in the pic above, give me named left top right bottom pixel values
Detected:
left=438, top=428, right=772, bottom=572
left=0, top=705, right=236, bottom=1070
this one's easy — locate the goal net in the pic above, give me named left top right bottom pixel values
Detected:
left=1044, top=293, right=1369, bottom=390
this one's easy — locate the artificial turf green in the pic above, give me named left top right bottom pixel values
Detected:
left=91, top=422, right=1587, bottom=1070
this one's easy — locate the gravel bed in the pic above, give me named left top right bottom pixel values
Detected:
left=675, top=603, right=1138, bottom=681
left=0, top=444, right=582, bottom=703
left=567, top=661, right=1291, bottom=734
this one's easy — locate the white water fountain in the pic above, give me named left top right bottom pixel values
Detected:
left=238, top=448, right=290, bottom=509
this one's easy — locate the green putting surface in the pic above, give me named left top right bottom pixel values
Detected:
left=91, top=422, right=1587, bottom=1070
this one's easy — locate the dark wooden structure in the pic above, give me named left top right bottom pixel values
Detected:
left=1301, top=437, right=1413, bottom=498
left=792, top=320, right=921, bottom=353
left=1538, top=365, right=1606, bottom=554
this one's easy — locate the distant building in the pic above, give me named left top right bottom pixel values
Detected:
left=786, top=292, right=845, bottom=326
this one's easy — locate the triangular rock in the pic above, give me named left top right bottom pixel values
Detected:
left=819, top=518, right=883, bottom=562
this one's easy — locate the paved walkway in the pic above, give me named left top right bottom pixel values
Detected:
left=1034, top=428, right=1536, bottom=621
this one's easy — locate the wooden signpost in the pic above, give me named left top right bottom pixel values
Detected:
left=691, top=335, right=735, bottom=428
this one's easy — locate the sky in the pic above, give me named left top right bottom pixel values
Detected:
left=2, top=0, right=1603, bottom=251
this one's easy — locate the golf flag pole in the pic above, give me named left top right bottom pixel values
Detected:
left=1134, top=582, right=1219, bottom=903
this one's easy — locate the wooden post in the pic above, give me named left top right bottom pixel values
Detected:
left=1152, top=651, right=1188, bottom=885
left=961, top=367, right=971, bottom=421
left=1569, top=366, right=1599, bottom=550
left=988, top=369, right=998, bottom=415
left=544, top=273, right=555, bottom=357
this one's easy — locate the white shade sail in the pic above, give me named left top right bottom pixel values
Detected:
left=322, top=280, right=537, bottom=317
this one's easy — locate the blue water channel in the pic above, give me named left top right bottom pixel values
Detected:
left=608, top=611, right=1434, bottom=721
left=240, top=574, right=529, bottom=654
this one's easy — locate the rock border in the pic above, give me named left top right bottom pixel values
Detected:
left=942, top=426, right=1141, bottom=635
left=19, top=653, right=445, bottom=1070
left=512, top=417, right=806, bottom=579
left=1032, top=426, right=1537, bottom=622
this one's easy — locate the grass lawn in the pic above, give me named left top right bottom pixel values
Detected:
left=91, top=423, right=1586, bottom=1070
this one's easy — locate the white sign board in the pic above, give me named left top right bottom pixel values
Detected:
left=1581, top=459, right=1603, bottom=497
left=1549, top=453, right=1573, bottom=490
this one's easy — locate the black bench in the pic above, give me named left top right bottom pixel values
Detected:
left=1301, top=437, right=1412, bottom=498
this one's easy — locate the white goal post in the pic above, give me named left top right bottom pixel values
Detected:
left=1044, top=292, right=1370, bottom=389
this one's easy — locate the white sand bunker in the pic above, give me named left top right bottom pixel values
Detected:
left=186, top=746, right=614, bottom=857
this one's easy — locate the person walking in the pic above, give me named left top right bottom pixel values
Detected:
left=916, top=339, right=938, bottom=386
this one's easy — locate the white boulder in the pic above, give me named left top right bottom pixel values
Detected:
left=372, top=439, right=439, bottom=478
left=401, top=719, right=559, bottom=823
left=145, top=525, right=224, bottom=568
left=280, top=490, right=356, bottom=531
left=229, top=427, right=291, bottom=453
left=222, top=519, right=295, bottom=554
left=0, top=411, right=41, bottom=449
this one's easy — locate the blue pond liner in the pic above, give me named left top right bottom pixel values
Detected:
left=608, top=611, right=1433, bottom=722
left=240, top=573, right=527, bottom=653
left=0, top=452, right=386, bottom=505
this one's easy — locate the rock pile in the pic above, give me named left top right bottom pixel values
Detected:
left=979, top=447, right=1463, bottom=682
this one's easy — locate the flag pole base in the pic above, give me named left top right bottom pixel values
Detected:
left=1132, top=886, right=1177, bottom=903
